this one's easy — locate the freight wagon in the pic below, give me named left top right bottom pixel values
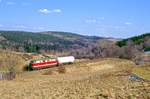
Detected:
left=29, top=56, right=75, bottom=70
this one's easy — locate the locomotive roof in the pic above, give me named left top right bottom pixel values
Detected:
left=31, top=57, right=55, bottom=62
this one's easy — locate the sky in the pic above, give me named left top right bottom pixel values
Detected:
left=0, top=0, right=150, bottom=38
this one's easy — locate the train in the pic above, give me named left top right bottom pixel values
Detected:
left=29, top=56, right=75, bottom=70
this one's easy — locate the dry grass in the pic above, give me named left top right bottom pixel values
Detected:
left=42, top=69, right=53, bottom=75
left=133, top=66, right=150, bottom=81
left=42, top=66, right=66, bottom=75
left=0, top=58, right=149, bottom=99
left=58, top=66, right=66, bottom=74
left=0, top=50, right=26, bottom=72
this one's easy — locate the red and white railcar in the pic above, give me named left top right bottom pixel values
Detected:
left=30, top=58, right=58, bottom=69
left=29, top=56, right=75, bottom=70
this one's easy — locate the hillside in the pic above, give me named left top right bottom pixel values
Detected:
left=0, top=58, right=149, bottom=99
left=39, top=31, right=103, bottom=42
left=0, top=30, right=104, bottom=53
left=0, top=50, right=26, bottom=72
left=117, top=33, right=150, bottom=51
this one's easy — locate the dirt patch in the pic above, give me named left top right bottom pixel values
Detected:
left=66, top=61, right=114, bottom=74
left=90, top=64, right=114, bottom=72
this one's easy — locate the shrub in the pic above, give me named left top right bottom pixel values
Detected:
left=58, top=65, right=66, bottom=74
left=43, top=69, right=53, bottom=75
left=0, top=50, right=25, bottom=73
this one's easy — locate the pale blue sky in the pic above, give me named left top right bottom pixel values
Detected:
left=0, top=0, right=150, bottom=38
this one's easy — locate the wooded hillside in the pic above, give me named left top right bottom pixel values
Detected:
left=0, top=31, right=103, bottom=53
left=117, top=33, right=150, bottom=51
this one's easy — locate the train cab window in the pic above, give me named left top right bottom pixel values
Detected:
left=36, top=61, right=40, bottom=63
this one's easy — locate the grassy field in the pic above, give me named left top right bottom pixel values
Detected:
left=0, top=50, right=26, bottom=72
left=0, top=58, right=150, bottom=99
left=133, top=66, right=150, bottom=81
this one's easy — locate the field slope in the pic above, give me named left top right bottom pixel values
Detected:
left=0, top=58, right=149, bottom=99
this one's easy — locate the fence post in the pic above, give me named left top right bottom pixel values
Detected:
left=0, top=73, right=3, bottom=80
left=0, top=72, right=16, bottom=80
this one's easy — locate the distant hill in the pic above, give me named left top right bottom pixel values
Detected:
left=38, top=31, right=104, bottom=42
left=116, top=33, right=150, bottom=51
left=0, top=30, right=106, bottom=53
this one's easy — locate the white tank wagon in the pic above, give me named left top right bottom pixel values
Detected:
left=29, top=56, right=75, bottom=70
left=57, top=56, right=75, bottom=64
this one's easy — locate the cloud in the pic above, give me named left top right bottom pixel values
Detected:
left=0, top=24, right=3, bottom=27
left=85, top=17, right=105, bottom=24
left=52, top=9, right=62, bottom=13
left=38, top=9, right=62, bottom=14
left=6, top=1, right=16, bottom=5
left=39, top=9, right=50, bottom=14
left=125, top=22, right=132, bottom=25
left=0, top=24, right=4, bottom=27
left=85, top=19, right=97, bottom=23
left=98, top=17, right=105, bottom=20
left=12, top=24, right=47, bottom=30
left=15, top=25, right=27, bottom=29
left=33, top=26, right=45, bottom=30
left=22, top=2, right=31, bottom=6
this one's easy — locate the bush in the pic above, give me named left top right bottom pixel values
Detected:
left=0, top=50, right=25, bottom=73
left=43, top=69, right=53, bottom=75
left=58, top=65, right=66, bottom=74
